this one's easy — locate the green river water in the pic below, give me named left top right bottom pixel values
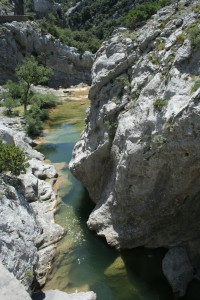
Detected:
left=35, top=99, right=199, bottom=300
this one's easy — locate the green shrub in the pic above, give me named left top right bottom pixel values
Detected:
left=188, top=24, right=200, bottom=48
left=192, top=4, right=200, bottom=13
left=25, top=112, right=44, bottom=137
left=104, top=120, right=118, bottom=140
left=155, top=42, right=165, bottom=51
left=30, top=93, right=57, bottom=109
left=4, top=80, right=23, bottom=100
left=191, top=80, right=200, bottom=94
left=154, top=98, right=168, bottom=111
left=0, top=141, right=28, bottom=176
left=3, top=97, right=19, bottom=116
left=125, top=0, right=172, bottom=29
left=25, top=93, right=57, bottom=137
left=176, top=33, right=185, bottom=44
left=2, top=80, right=22, bottom=115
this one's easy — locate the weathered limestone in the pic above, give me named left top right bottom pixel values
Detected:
left=70, top=0, right=200, bottom=296
left=0, top=262, right=32, bottom=300
left=0, top=21, right=94, bottom=87
left=0, top=115, right=64, bottom=290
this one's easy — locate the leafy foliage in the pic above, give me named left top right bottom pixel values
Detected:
left=16, top=56, right=52, bottom=112
left=32, top=0, right=173, bottom=53
left=176, top=33, right=185, bottom=44
left=1, top=80, right=23, bottom=115
left=25, top=93, right=57, bottom=137
left=125, top=0, right=172, bottom=29
left=191, top=79, right=200, bottom=94
left=3, top=97, right=19, bottom=116
left=4, top=80, right=24, bottom=100
left=188, top=24, right=200, bottom=49
left=0, top=141, right=28, bottom=176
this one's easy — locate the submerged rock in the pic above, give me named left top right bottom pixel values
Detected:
left=70, top=0, right=200, bottom=294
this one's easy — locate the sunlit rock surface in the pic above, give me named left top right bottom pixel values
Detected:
left=70, top=0, right=200, bottom=295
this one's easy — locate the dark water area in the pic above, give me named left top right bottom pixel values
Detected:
left=35, top=100, right=199, bottom=300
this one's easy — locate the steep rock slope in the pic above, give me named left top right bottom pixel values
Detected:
left=70, top=0, right=200, bottom=295
left=0, top=21, right=94, bottom=87
left=0, top=116, right=64, bottom=291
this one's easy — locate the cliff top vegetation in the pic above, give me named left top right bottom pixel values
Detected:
left=24, top=0, right=175, bottom=53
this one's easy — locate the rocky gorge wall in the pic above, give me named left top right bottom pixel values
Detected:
left=69, top=0, right=200, bottom=296
left=0, top=111, right=97, bottom=300
left=0, top=21, right=94, bottom=87
left=0, top=114, right=64, bottom=291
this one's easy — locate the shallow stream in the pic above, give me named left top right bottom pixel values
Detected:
left=35, top=92, right=196, bottom=300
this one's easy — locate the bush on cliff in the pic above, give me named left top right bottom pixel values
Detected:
left=0, top=141, right=28, bottom=176
left=125, top=0, right=172, bottom=29
left=188, top=24, right=200, bottom=49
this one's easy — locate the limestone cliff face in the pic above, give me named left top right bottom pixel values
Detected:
left=70, top=0, right=200, bottom=295
left=0, top=116, right=64, bottom=291
left=0, top=21, right=94, bottom=87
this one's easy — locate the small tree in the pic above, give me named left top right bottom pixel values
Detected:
left=16, top=56, right=52, bottom=112
left=0, top=141, right=28, bottom=176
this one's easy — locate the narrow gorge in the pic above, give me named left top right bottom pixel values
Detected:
left=0, top=0, right=200, bottom=299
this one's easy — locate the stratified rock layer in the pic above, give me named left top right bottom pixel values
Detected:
left=70, top=0, right=200, bottom=295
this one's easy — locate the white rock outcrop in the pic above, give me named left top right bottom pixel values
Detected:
left=70, top=0, right=200, bottom=296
